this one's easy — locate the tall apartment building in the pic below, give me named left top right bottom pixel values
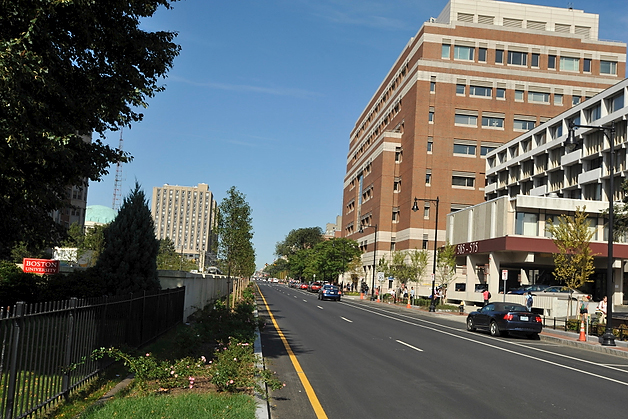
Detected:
left=151, top=183, right=218, bottom=270
left=342, top=0, right=626, bottom=279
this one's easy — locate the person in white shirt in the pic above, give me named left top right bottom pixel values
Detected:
left=597, top=296, right=608, bottom=324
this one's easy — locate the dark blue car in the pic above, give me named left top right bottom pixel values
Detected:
left=466, top=302, right=542, bottom=338
left=318, top=284, right=341, bottom=301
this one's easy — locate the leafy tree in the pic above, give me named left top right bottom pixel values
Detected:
left=306, top=238, right=360, bottom=283
left=609, top=180, right=628, bottom=240
left=264, top=258, right=289, bottom=279
left=275, top=227, right=323, bottom=257
left=95, top=183, right=160, bottom=295
left=435, top=242, right=457, bottom=301
left=217, top=187, right=256, bottom=278
left=546, top=207, right=596, bottom=315
left=347, top=255, right=365, bottom=290
left=0, top=0, right=180, bottom=258
left=409, top=248, right=429, bottom=301
left=287, top=248, right=313, bottom=281
left=60, top=222, right=107, bottom=266
left=155, top=238, right=199, bottom=272
left=0, top=260, right=43, bottom=306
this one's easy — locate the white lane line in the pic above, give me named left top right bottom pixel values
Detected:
left=396, top=339, right=423, bottom=352
left=294, top=296, right=298, bottom=298
left=303, top=299, right=308, bottom=303
left=340, top=317, right=353, bottom=323
left=343, top=302, right=628, bottom=387
left=317, top=306, right=324, bottom=310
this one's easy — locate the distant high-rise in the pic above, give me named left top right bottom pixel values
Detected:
left=151, top=183, right=218, bottom=270
left=342, top=0, right=626, bottom=277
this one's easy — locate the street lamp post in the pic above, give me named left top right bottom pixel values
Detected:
left=359, top=224, right=378, bottom=301
left=567, top=121, right=616, bottom=346
left=412, top=196, right=439, bottom=312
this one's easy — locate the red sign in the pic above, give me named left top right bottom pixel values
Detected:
left=22, top=258, right=60, bottom=274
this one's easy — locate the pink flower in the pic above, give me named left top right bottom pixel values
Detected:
left=145, top=353, right=150, bottom=357
left=229, top=379, right=234, bottom=384
left=201, top=356, right=207, bottom=363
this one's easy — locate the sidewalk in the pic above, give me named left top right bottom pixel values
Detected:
left=345, top=294, right=628, bottom=359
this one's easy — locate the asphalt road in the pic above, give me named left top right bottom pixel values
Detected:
left=256, top=282, right=628, bottom=419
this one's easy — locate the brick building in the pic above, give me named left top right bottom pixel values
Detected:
left=342, top=0, right=626, bottom=284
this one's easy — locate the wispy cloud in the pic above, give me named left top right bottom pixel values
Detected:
left=299, top=0, right=413, bottom=31
left=168, top=76, right=322, bottom=99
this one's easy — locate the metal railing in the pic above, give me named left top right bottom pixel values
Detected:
left=0, top=287, right=185, bottom=419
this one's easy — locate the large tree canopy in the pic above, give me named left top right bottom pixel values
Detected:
left=0, top=0, right=180, bottom=257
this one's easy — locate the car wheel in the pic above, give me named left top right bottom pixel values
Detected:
left=466, top=317, right=476, bottom=332
left=489, top=321, right=501, bottom=337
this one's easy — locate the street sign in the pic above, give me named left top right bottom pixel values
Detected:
left=377, top=272, right=384, bottom=281
left=502, top=269, right=508, bottom=281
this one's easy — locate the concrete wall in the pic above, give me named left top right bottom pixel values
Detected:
left=158, top=270, right=232, bottom=321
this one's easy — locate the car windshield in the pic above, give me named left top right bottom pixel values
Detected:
left=491, top=303, right=527, bottom=312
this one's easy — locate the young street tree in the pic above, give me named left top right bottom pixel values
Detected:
left=0, top=0, right=180, bottom=258
left=96, top=183, right=161, bottom=295
left=435, top=242, right=457, bottom=302
left=217, top=187, right=256, bottom=279
left=546, top=207, right=596, bottom=315
left=306, top=238, right=361, bottom=283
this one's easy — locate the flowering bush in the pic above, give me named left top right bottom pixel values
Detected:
left=91, top=348, right=207, bottom=390
left=210, top=338, right=282, bottom=393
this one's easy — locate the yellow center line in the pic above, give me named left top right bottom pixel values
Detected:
left=257, top=284, right=329, bottom=419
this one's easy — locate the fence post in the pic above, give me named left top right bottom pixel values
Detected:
left=62, top=298, right=78, bottom=400
left=5, top=302, right=25, bottom=419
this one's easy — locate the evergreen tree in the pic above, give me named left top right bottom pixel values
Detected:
left=96, top=182, right=160, bottom=295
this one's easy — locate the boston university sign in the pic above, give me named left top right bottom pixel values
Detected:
left=22, top=258, right=60, bottom=274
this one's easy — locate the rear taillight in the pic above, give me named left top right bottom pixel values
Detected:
left=504, top=314, right=514, bottom=321
left=534, top=316, right=542, bottom=323
left=339, top=291, right=342, bottom=295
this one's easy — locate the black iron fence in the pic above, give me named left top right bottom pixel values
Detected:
left=542, top=315, right=628, bottom=341
left=0, top=287, right=185, bottom=419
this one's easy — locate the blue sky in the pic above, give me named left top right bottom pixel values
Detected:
left=86, top=0, right=628, bottom=269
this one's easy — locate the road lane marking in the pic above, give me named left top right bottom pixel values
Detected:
left=396, top=339, right=423, bottom=352
left=342, top=301, right=628, bottom=387
left=303, top=299, right=308, bottom=303
left=317, top=306, right=323, bottom=310
left=257, top=285, right=329, bottom=419
left=340, top=317, right=353, bottom=323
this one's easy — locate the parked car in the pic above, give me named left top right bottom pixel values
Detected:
left=318, top=284, right=341, bottom=301
left=300, top=283, right=309, bottom=290
left=508, top=284, right=550, bottom=295
left=466, top=302, right=542, bottom=338
left=542, top=286, right=585, bottom=298
left=309, top=282, right=323, bottom=292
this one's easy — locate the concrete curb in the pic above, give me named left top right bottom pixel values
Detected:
left=253, top=309, right=271, bottom=419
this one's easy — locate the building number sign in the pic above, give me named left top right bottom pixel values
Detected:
left=456, top=241, right=479, bottom=255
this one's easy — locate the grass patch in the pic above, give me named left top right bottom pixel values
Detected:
left=80, top=392, right=256, bottom=419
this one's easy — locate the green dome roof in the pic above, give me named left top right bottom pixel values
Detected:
left=85, top=205, right=117, bottom=224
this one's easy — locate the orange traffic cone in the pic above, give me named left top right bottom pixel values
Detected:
left=577, top=317, right=586, bottom=341
left=360, top=292, right=364, bottom=300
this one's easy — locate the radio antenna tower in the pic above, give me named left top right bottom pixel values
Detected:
left=112, top=128, right=124, bottom=210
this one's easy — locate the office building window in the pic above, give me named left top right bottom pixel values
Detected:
left=528, top=91, right=550, bottom=103
left=495, top=49, right=504, bottom=64
left=454, top=45, right=474, bottom=61
left=453, top=143, right=476, bottom=156
left=508, top=51, right=527, bottom=66
left=478, top=47, right=487, bottom=62
left=427, top=139, right=433, bottom=153
left=515, top=90, right=524, bottom=101
left=442, top=43, right=451, bottom=59
left=430, top=81, right=436, bottom=92
left=455, top=113, right=477, bottom=126
left=452, top=175, right=475, bottom=188
left=496, top=88, right=506, bottom=99
left=600, top=60, right=617, bottom=75
left=554, top=94, right=563, bottom=105
left=470, top=85, right=492, bottom=97
left=572, top=96, right=581, bottom=105
left=429, top=110, right=434, bottom=123
left=481, top=145, right=496, bottom=156
left=608, top=94, right=624, bottom=113
left=392, top=209, right=400, bottom=223
left=560, top=57, right=579, bottom=71
left=426, top=173, right=432, bottom=185
left=531, top=53, right=540, bottom=67
left=456, top=84, right=465, bottom=95
left=548, top=55, right=556, bottom=69
left=513, top=119, right=535, bottom=131
left=393, top=179, right=401, bottom=192
left=515, top=212, right=538, bottom=236
left=583, top=58, right=591, bottom=72
left=482, top=116, right=504, bottom=129
left=587, top=104, right=601, bottom=122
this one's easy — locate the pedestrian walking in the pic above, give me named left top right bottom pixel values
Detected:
left=410, top=287, right=415, bottom=305
left=482, top=288, right=490, bottom=306
left=597, top=296, right=608, bottom=324
left=579, top=295, right=591, bottom=321
left=525, top=291, right=533, bottom=311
